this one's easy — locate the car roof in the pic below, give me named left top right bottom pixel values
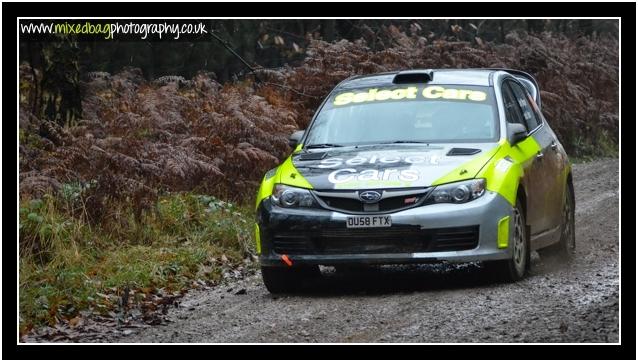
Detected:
left=335, top=69, right=496, bottom=90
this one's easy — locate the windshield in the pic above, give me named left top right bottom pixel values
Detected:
left=304, top=84, right=499, bottom=147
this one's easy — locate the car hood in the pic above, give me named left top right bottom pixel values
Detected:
left=288, top=143, right=500, bottom=190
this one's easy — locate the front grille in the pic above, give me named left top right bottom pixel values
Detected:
left=314, top=189, right=429, bottom=214
left=318, top=196, right=362, bottom=212
left=272, top=225, right=479, bottom=255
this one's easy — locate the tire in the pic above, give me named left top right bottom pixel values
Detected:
left=484, top=199, right=529, bottom=282
left=539, top=184, right=576, bottom=260
left=261, top=265, right=320, bottom=294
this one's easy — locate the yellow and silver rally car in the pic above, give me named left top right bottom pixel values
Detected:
left=255, top=69, right=575, bottom=293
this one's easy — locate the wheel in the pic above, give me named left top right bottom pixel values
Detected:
left=557, top=184, right=576, bottom=258
left=539, top=184, right=576, bottom=260
left=484, top=199, right=529, bottom=282
left=261, top=265, right=320, bottom=293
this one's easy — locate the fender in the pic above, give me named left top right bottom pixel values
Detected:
left=255, top=167, right=278, bottom=210
left=431, top=137, right=541, bottom=206
left=477, top=137, right=541, bottom=205
left=254, top=144, right=312, bottom=210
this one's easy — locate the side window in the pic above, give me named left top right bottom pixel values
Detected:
left=501, top=82, right=526, bottom=128
left=508, top=81, right=541, bottom=131
left=525, top=89, right=545, bottom=124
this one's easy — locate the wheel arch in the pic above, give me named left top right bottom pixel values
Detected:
left=516, top=182, right=532, bottom=249
left=566, top=171, right=575, bottom=204
left=516, top=182, right=528, bottom=219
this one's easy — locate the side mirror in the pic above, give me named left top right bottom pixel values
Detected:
left=507, top=123, right=528, bottom=145
left=288, top=130, right=305, bottom=148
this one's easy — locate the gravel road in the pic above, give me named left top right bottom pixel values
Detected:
left=104, top=159, right=621, bottom=343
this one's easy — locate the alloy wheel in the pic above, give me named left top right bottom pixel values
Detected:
left=512, top=208, right=526, bottom=276
left=562, top=188, right=576, bottom=255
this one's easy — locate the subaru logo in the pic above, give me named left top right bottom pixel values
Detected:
left=359, top=190, right=382, bottom=203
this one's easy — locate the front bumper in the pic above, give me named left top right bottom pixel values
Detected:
left=257, top=191, right=514, bottom=267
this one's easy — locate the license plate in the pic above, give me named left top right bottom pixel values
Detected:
left=346, top=215, right=392, bottom=228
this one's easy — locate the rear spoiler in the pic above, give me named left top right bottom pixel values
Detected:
left=484, top=68, right=542, bottom=110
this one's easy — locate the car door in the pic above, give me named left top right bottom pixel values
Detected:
left=506, top=80, right=564, bottom=244
left=501, top=81, right=543, bottom=234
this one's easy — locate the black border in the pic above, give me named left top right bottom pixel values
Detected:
left=2, top=1, right=636, bottom=17
left=4, top=1, right=635, bottom=360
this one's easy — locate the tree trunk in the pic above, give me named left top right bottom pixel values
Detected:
left=38, top=38, right=82, bottom=127
left=526, top=20, right=543, bottom=34
left=321, top=20, right=336, bottom=42
left=578, top=20, right=593, bottom=36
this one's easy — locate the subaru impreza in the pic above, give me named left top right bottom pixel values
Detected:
left=254, top=69, right=575, bottom=293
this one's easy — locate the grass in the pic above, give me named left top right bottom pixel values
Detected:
left=19, top=191, right=255, bottom=334
left=567, top=130, right=619, bottom=161
left=18, top=138, right=617, bottom=335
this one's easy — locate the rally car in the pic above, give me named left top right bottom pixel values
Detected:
left=254, top=68, right=575, bottom=293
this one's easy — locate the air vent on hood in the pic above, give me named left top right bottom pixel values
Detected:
left=297, top=152, right=327, bottom=161
left=447, top=148, right=482, bottom=156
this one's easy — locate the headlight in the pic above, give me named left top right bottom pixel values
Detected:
left=427, top=179, right=486, bottom=204
left=271, top=184, right=319, bottom=208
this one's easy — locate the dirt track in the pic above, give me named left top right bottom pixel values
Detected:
left=96, top=159, right=621, bottom=343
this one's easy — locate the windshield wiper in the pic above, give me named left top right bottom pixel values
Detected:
left=379, top=140, right=431, bottom=145
left=305, top=143, right=344, bottom=149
